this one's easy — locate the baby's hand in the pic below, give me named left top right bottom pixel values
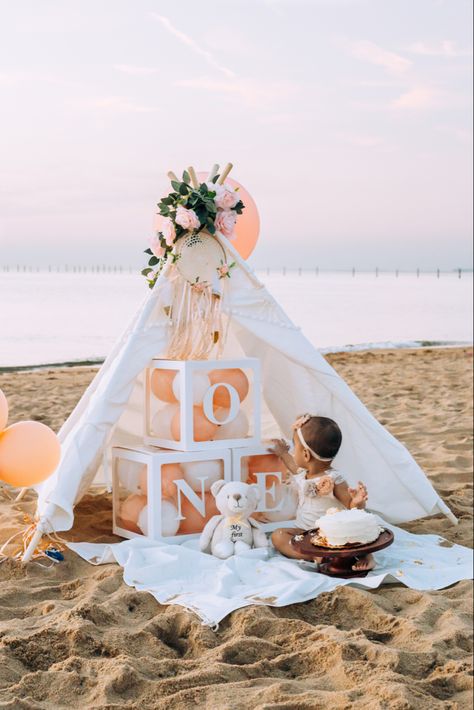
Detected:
left=316, top=475, right=334, bottom=496
left=268, top=438, right=290, bottom=458
left=348, top=481, right=368, bottom=509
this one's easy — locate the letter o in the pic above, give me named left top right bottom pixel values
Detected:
left=203, top=383, right=240, bottom=425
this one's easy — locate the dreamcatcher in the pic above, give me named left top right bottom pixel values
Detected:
left=165, top=230, right=230, bottom=360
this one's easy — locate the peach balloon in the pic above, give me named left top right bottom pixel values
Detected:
left=171, top=405, right=218, bottom=442
left=151, top=369, right=178, bottom=403
left=246, top=454, right=286, bottom=487
left=0, top=421, right=61, bottom=487
left=178, top=491, right=220, bottom=535
left=207, top=368, right=249, bottom=409
left=161, top=463, right=184, bottom=499
left=119, top=494, right=147, bottom=534
left=197, top=172, right=260, bottom=259
left=0, top=389, right=8, bottom=431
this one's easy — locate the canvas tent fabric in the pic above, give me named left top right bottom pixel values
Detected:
left=33, top=237, right=456, bottom=539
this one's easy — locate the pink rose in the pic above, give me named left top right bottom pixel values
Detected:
left=175, top=205, right=200, bottom=231
left=215, top=209, right=237, bottom=239
left=161, top=217, right=176, bottom=246
left=149, top=234, right=165, bottom=258
left=215, top=184, right=239, bottom=210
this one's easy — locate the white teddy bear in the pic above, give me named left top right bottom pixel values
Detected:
left=199, top=480, right=268, bottom=559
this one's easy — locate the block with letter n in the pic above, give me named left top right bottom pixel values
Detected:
left=112, top=445, right=232, bottom=542
left=144, top=357, right=261, bottom=451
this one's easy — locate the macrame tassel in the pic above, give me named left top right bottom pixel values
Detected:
left=165, top=274, right=228, bottom=360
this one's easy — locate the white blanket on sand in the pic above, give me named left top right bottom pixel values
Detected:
left=69, top=522, right=473, bottom=627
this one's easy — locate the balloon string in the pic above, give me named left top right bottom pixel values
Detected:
left=0, top=515, right=67, bottom=567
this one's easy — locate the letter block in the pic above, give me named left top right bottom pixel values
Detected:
left=144, top=357, right=261, bottom=451
left=232, top=444, right=298, bottom=531
left=112, top=445, right=231, bottom=542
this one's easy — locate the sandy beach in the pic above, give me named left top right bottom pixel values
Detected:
left=0, top=346, right=472, bottom=709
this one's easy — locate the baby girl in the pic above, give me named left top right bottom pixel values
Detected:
left=270, top=414, right=374, bottom=572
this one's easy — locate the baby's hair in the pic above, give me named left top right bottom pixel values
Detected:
left=300, top=415, right=342, bottom=460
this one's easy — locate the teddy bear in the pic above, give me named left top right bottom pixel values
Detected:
left=199, top=480, right=268, bottom=559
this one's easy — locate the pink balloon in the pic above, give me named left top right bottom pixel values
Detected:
left=197, top=171, right=260, bottom=259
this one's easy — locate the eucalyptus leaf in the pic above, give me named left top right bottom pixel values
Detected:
left=182, top=170, right=190, bottom=184
left=171, top=180, right=181, bottom=192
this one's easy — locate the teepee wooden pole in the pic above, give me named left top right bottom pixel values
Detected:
left=22, top=526, right=43, bottom=563
left=217, top=163, right=233, bottom=184
left=208, top=164, right=219, bottom=181
left=187, top=166, right=199, bottom=188
left=15, top=487, right=27, bottom=502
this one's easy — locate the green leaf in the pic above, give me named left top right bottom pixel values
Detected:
left=161, top=196, right=173, bottom=205
left=182, top=170, right=190, bottom=184
left=148, top=256, right=159, bottom=266
left=179, top=182, right=189, bottom=196
left=171, top=180, right=181, bottom=192
left=141, top=267, right=153, bottom=276
left=207, top=222, right=216, bottom=235
left=144, top=248, right=153, bottom=255
left=211, top=175, right=219, bottom=184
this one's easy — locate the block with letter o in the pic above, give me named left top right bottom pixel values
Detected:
left=144, top=357, right=261, bottom=451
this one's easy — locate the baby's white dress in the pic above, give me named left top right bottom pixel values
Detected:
left=290, top=468, right=346, bottom=530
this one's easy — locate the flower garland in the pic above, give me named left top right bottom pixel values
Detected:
left=142, top=169, right=244, bottom=288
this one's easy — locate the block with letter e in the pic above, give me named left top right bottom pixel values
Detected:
left=232, top=444, right=298, bottom=531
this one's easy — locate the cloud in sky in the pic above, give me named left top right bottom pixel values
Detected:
left=114, top=64, right=161, bottom=76
left=390, top=86, right=438, bottom=110
left=174, top=76, right=300, bottom=109
left=407, top=40, right=472, bottom=58
left=348, top=40, right=412, bottom=74
left=150, top=13, right=236, bottom=78
left=73, top=96, right=161, bottom=113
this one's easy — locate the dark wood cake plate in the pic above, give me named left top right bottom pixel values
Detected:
left=291, top=529, right=394, bottom=578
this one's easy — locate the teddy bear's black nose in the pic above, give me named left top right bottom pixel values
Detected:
left=234, top=493, right=242, bottom=501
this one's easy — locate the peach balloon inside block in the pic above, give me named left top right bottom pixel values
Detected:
left=208, top=368, right=249, bottom=408
left=119, top=494, right=147, bottom=533
left=171, top=405, right=218, bottom=442
left=178, top=492, right=219, bottom=534
left=151, top=369, right=178, bottom=403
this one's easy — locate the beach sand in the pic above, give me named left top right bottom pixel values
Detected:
left=0, top=347, right=472, bottom=709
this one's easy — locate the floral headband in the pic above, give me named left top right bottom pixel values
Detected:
left=292, top=413, right=334, bottom=462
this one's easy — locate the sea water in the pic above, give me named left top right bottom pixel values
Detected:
left=0, top=270, right=472, bottom=367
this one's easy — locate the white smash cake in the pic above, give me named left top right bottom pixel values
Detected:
left=311, top=508, right=382, bottom=547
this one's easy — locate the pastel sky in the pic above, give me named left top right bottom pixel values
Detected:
left=0, top=0, right=472, bottom=269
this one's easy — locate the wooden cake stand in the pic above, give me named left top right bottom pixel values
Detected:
left=291, top=529, right=394, bottom=578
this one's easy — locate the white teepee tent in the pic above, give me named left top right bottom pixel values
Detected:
left=24, top=236, right=456, bottom=560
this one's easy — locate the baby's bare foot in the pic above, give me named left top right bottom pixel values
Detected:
left=352, top=554, right=375, bottom=572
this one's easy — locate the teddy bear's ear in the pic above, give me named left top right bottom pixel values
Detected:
left=210, top=480, right=227, bottom=498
